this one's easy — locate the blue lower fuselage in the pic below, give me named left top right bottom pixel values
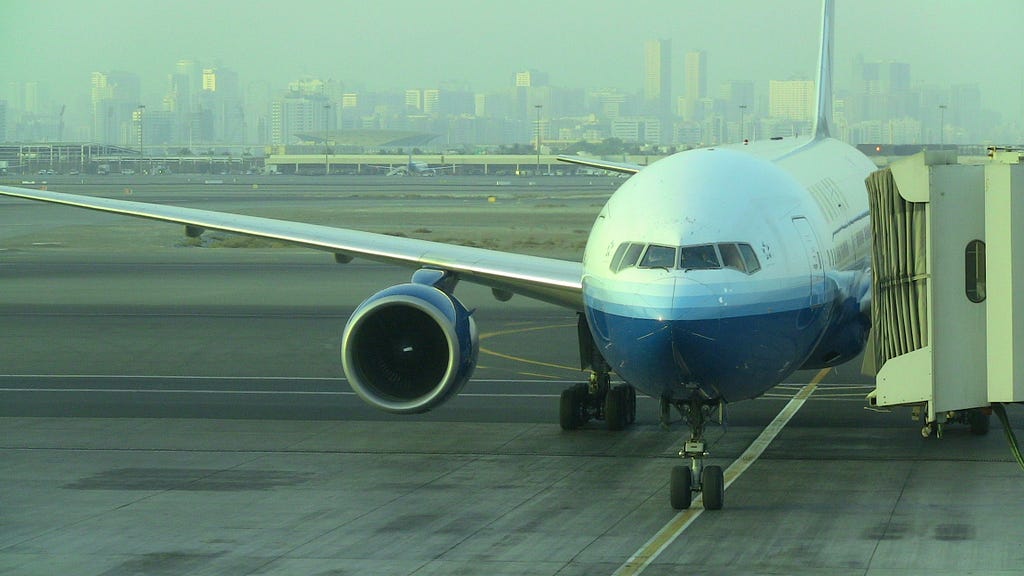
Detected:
left=583, top=275, right=838, bottom=403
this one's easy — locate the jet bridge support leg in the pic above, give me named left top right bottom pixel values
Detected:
left=670, top=396, right=724, bottom=510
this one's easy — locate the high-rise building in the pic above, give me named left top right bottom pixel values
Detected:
left=514, top=70, right=548, bottom=88
left=682, top=50, right=707, bottom=121
left=422, top=89, right=440, bottom=116
left=199, top=67, right=243, bottom=143
left=588, top=88, right=630, bottom=119
left=270, top=91, right=331, bottom=145
left=0, top=100, right=7, bottom=142
left=643, top=39, right=672, bottom=144
left=854, top=60, right=913, bottom=122
left=514, top=70, right=550, bottom=125
left=769, top=80, right=815, bottom=122
left=405, top=89, right=422, bottom=112
left=21, top=82, right=41, bottom=114
left=91, top=71, right=140, bottom=145
left=644, top=40, right=671, bottom=116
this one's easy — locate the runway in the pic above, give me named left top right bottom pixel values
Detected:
left=3, top=182, right=1024, bottom=575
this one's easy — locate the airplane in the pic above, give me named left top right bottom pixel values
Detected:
left=0, top=0, right=874, bottom=511
left=368, top=154, right=458, bottom=176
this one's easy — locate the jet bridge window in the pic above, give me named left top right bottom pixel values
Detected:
left=639, top=244, right=678, bottom=269
left=965, top=239, right=986, bottom=303
left=680, top=244, right=722, bottom=270
left=610, top=242, right=646, bottom=273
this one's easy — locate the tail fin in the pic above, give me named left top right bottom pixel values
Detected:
left=813, top=0, right=835, bottom=139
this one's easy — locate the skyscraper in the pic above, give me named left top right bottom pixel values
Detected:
left=644, top=39, right=671, bottom=118
left=91, top=71, right=140, bottom=145
left=683, top=50, right=707, bottom=121
left=769, top=80, right=815, bottom=122
left=199, top=67, right=243, bottom=143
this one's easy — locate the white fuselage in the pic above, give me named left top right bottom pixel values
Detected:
left=580, top=137, right=876, bottom=403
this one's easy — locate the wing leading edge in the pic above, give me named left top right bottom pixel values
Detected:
left=555, top=155, right=643, bottom=175
left=0, top=185, right=583, bottom=309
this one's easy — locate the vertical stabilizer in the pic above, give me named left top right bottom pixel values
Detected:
left=813, top=0, right=835, bottom=139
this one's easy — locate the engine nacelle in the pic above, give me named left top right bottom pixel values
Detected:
left=341, top=283, right=478, bottom=414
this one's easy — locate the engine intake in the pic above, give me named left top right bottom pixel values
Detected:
left=341, top=283, right=478, bottom=414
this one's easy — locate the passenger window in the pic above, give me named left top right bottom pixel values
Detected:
left=719, top=243, right=746, bottom=272
left=639, top=244, right=677, bottom=269
left=680, top=244, right=721, bottom=270
left=738, top=243, right=762, bottom=274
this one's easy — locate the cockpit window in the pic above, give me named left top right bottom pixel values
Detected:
left=738, top=243, right=762, bottom=274
left=680, top=245, right=721, bottom=270
left=609, top=243, right=629, bottom=272
left=611, top=241, right=761, bottom=274
left=718, top=242, right=762, bottom=274
left=610, top=242, right=645, bottom=273
left=639, top=244, right=677, bottom=269
left=719, top=243, right=745, bottom=271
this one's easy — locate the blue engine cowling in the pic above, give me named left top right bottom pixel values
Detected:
left=341, top=283, right=478, bottom=414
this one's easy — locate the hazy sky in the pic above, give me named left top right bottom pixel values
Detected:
left=3, top=0, right=1021, bottom=114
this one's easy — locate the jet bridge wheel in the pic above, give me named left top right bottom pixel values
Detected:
left=670, top=466, right=693, bottom=510
left=967, top=408, right=991, bottom=436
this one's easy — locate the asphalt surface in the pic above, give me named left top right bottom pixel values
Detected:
left=3, top=180, right=1024, bottom=576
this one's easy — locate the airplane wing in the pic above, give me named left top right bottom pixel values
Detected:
left=0, top=185, right=583, bottom=309
left=556, top=155, right=644, bottom=175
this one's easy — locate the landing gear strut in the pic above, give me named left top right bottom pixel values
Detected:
left=670, top=396, right=724, bottom=510
left=562, top=314, right=636, bottom=431
left=559, top=369, right=636, bottom=431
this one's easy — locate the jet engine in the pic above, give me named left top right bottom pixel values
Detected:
left=341, top=283, right=478, bottom=414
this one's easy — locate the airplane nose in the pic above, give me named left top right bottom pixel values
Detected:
left=671, top=276, right=720, bottom=342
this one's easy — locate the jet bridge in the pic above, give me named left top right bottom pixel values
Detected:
left=865, top=150, right=1024, bottom=436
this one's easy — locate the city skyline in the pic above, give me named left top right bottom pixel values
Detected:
left=3, top=0, right=1022, bottom=146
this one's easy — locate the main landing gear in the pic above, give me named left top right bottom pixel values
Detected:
left=669, top=396, right=724, bottom=511
left=560, top=369, right=637, bottom=431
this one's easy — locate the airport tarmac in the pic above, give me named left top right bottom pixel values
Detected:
left=3, top=180, right=1024, bottom=575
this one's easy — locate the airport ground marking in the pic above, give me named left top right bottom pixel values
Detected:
left=479, top=322, right=575, bottom=340
left=477, top=348, right=579, bottom=373
left=612, top=367, right=830, bottom=576
left=479, top=321, right=580, bottom=373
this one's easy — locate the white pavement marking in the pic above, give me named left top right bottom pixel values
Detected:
left=612, top=368, right=830, bottom=576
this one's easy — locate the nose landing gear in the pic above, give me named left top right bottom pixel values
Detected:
left=669, top=397, right=725, bottom=510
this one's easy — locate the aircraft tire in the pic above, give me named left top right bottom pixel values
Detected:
left=606, top=386, right=625, bottom=431
left=560, top=388, right=580, bottom=430
left=626, top=385, right=637, bottom=424
left=670, top=466, right=693, bottom=510
left=702, top=465, right=725, bottom=510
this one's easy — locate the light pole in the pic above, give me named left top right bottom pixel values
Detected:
left=323, top=103, right=331, bottom=175
left=534, top=104, right=542, bottom=176
left=739, top=104, right=747, bottom=142
left=137, top=104, right=145, bottom=174
left=938, top=104, right=947, bottom=149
